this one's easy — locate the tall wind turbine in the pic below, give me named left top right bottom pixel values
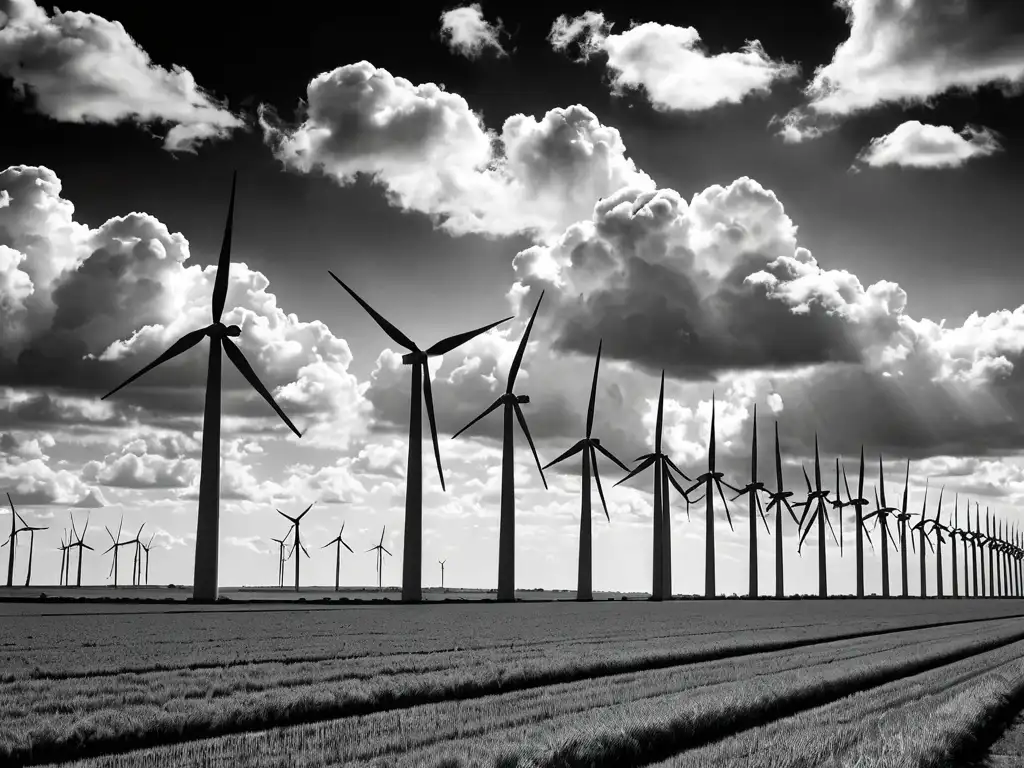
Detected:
left=841, top=449, right=871, bottom=598
left=831, top=459, right=852, bottom=560
left=17, top=512, right=47, bottom=587
left=967, top=503, right=979, bottom=597
left=367, top=527, right=392, bottom=591
left=103, top=519, right=129, bottom=587
left=4, top=493, right=25, bottom=587
left=684, top=395, right=742, bottom=599
left=454, top=293, right=548, bottom=602
left=122, top=524, right=145, bottom=587
left=140, top=534, right=156, bottom=586
left=278, top=503, right=314, bottom=592
left=58, top=531, right=68, bottom=587
left=796, top=438, right=838, bottom=598
left=929, top=487, right=949, bottom=598
left=439, top=559, right=446, bottom=591
left=270, top=528, right=292, bottom=588
left=101, top=175, right=303, bottom=603
left=909, top=482, right=935, bottom=598
left=730, top=406, right=771, bottom=598
left=976, top=504, right=988, bottom=597
left=865, top=457, right=900, bottom=597
left=329, top=273, right=510, bottom=603
left=615, top=372, right=693, bottom=600
left=765, top=422, right=800, bottom=598
left=542, top=340, right=628, bottom=601
left=987, top=508, right=995, bottom=597
left=322, top=523, right=353, bottom=592
left=67, top=513, right=93, bottom=588
left=950, top=495, right=962, bottom=598
left=894, top=461, right=914, bottom=598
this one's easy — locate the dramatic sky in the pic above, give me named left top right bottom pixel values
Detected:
left=2, top=0, right=1024, bottom=595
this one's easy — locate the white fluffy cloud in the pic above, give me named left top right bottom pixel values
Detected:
left=0, top=0, right=244, bottom=152
left=0, top=165, right=370, bottom=450
left=777, top=0, right=1024, bottom=141
left=548, top=12, right=799, bottom=112
left=440, top=4, right=506, bottom=59
left=259, top=62, right=654, bottom=240
left=855, top=121, right=1003, bottom=169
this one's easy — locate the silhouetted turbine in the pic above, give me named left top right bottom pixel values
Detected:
left=909, top=482, right=937, bottom=598
left=329, top=273, right=510, bottom=603
left=893, top=461, right=915, bottom=598
left=765, top=422, right=800, bottom=598
left=795, top=438, right=838, bottom=598
left=367, top=527, right=392, bottom=591
left=730, top=406, right=771, bottom=598
left=67, top=513, right=93, bottom=588
left=140, top=534, right=156, bottom=586
left=841, top=449, right=871, bottom=598
left=950, top=495, right=963, bottom=598
left=102, top=519, right=129, bottom=587
left=615, top=372, right=692, bottom=600
left=439, top=559, right=446, bottom=591
left=865, top=456, right=900, bottom=597
left=543, top=340, right=628, bottom=601
left=322, top=522, right=353, bottom=592
left=102, top=175, right=302, bottom=603
left=454, top=293, right=547, bottom=602
left=279, top=503, right=314, bottom=592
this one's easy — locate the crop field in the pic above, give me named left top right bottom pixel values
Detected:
left=3, top=599, right=1024, bottom=767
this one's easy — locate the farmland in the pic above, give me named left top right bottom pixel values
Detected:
left=3, top=599, right=1024, bottom=766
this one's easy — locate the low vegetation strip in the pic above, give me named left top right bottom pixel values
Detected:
left=28, top=619, right=1024, bottom=768
left=4, top=611, right=1023, bottom=767
left=651, top=638, right=1024, bottom=766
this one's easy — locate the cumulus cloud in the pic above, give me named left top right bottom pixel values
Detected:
left=548, top=12, right=799, bottom=112
left=0, top=165, right=370, bottom=448
left=0, top=455, right=104, bottom=506
left=440, top=4, right=507, bottom=59
left=259, top=62, right=653, bottom=240
left=0, top=0, right=244, bottom=152
left=776, top=0, right=1024, bottom=141
left=855, top=121, right=1003, bottom=169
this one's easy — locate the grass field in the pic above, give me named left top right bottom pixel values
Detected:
left=2, top=599, right=1023, bottom=766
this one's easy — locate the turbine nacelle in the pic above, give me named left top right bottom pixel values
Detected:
left=499, top=393, right=530, bottom=405
left=206, top=322, right=241, bottom=340
left=400, top=349, right=428, bottom=365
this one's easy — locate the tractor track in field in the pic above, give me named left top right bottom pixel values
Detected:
left=8, top=613, right=1024, bottom=767
left=957, top=677, right=1024, bottom=768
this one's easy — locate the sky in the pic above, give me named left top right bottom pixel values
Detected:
left=1, top=0, right=1024, bottom=595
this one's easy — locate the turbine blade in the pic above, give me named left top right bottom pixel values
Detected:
left=513, top=401, right=547, bottom=490
left=381, top=546, right=392, bottom=557
left=586, top=339, right=602, bottom=439
left=211, top=173, right=237, bottom=324
left=506, top=291, right=544, bottom=394
left=421, top=362, right=446, bottom=492
left=824, top=506, right=839, bottom=547
left=222, top=338, right=303, bottom=437
left=663, top=457, right=693, bottom=483
left=591, top=446, right=611, bottom=522
left=541, top=440, right=585, bottom=470
left=425, top=316, right=514, bottom=357
left=593, top=442, right=630, bottom=473
left=715, top=480, right=734, bottom=531
left=101, top=328, right=208, bottom=400
left=451, top=398, right=502, bottom=440
left=614, top=455, right=657, bottom=487
left=328, top=271, right=417, bottom=351
left=343, top=540, right=353, bottom=553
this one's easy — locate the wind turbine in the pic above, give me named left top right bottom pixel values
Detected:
left=865, top=456, right=900, bottom=598
left=929, top=487, right=949, bottom=598
left=893, top=461, right=914, bottom=598
left=453, top=293, right=548, bottom=602
left=614, top=372, right=693, bottom=600
left=122, top=524, right=145, bottom=587
left=278, top=503, right=314, bottom=592
left=949, top=495, right=962, bottom=598
left=542, top=340, right=628, bottom=601
left=328, top=274, right=510, bottom=604
left=140, top=534, right=156, bottom=586
left=986, top=508, right=995, bottom=597
left=322, top=523, right=353, bottom=592
left=270, top=527, right=292, bottom=588
left=765, top=422, right=800, bottom=598
left=967, top=504, right=979, bottom=597
left=58, top=531, right=68, bottom=587
left=909, top=482, right=936, bottom=598
left=16, top=511, right=48, bottom=587
left=67, top=513, right=93, bottom=588
left=841, top=449, right=871, bottom=598
left=831, top=459, right=851, bottom=559
left=101, top=174, right=303, bottom=603
left=367, top=527, right=392, bottom=591
left=795, top=438, right=839, bottom=598
left=730, top=406, right=771, bottom=598
left=684, top=394, right=742, bottom=599
left=439, top=559, right=446, bottom=591
left=4, top=493, right=26, bottom=587
left=976, top=504, right=988, bottom=597
left=103, top=519, right=129, bottom=587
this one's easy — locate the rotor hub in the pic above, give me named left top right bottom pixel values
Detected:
left=207, top=322, right=241, bottom=339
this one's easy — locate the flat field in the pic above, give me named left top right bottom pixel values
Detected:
left=2, top=598, right=1024, bottom=767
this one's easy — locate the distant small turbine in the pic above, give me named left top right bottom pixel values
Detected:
left=841, top=449, right=872, bottom=598
left=140, top=534, right=156, bottom=586
left=322, top=522, right=354, bottom=592
left=367, top=527, right=392, bottom=591
left=795, top=438, right=838, bottom=598
left=439, top=559, right=446, bottom=591
left=103, top=519, right=130, bottom=587
left=865, top=456, right=900, bottom=598
left=729, top=406, right=771, bottom=598
left=909, top=481, right=936, bottom=597
left=67, top=513, right=94, bottom=588
left=765, top=422, right=800, bottom=598
left=279, top=503, right=315, bottom=592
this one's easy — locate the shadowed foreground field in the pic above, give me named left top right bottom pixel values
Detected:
left=3, top=599, right=1024, bottom=767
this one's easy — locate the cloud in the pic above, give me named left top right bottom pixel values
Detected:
left=226, top=535, right=269, bottom=555
left=0, top=430, right=53, bottom=459
left=855, top=121, right=1003, bottom=169
left=440, top=4, right=506, bottom=59
left=0, top=455, right=104, bottom=506
left=0, top=0, right=244, bottom=152
left=776, top=0, right=1024, bottom=141
left=548, top=12, right=799, bottom=112
left=0, top=165, right=370, bottom=448
left=259, top=62, right=653, bottom=240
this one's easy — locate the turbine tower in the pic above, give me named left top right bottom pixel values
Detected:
left=270, top=527, right=292, bottom=588
left=17, top=513, right=48, bottom=587
left=367, top=527, right=392, bottom=591
left=730, top=406, right=771, bottom=598
left=103, top=519, right=129, bottom=587
left=865, top=456, right=900, bottom=598
left=909, top=482, right=936, bottom=598
left=102, top=174, right=303, bottom=602
left=795, top=438, right=838, bottom=598
left=453, top=293, right=548, bottom=602
left=439, top=559, right=446, bottom=591
left=894, top=461, right=914, bottom=598
left=949, top=495, right=962, bottom=598
left=322, top=523, right=353, bottom=592
left=765, top=422, right=800, bottom=598
left=140, top=534, right=156, bottom=586
left=684, top=395, right=742, bottom=599
left=328, top=273, right=510, bottom=603
left=616, top=372, right=693, bottom=600
left=841, top=449, right=871, bottom=598
left=542, top=340, right=628, bottom=601
left=67, top=513, right=93, bottom=588
left=278, top=503, right=315, bottom=592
